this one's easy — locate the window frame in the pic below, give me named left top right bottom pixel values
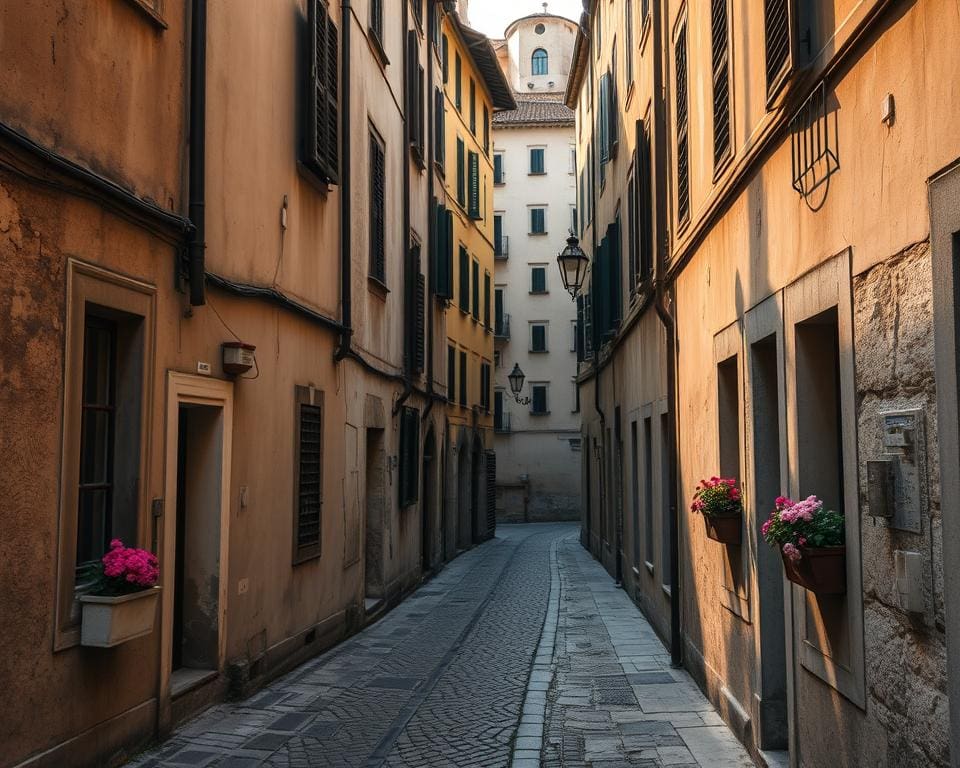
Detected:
left=531, top=47, right=549, bottom=76
left=530, top=321, right=549, bottom=353
left=530, top=382, right=550, bottom=415
left=293, top=386, right=325, bottom=564
left=529, top=206, right=547, bottom=235
left=369, top=125, right=387, bottom=285
left=529, top=147, right=546, bottom=175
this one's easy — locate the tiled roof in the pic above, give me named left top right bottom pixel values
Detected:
left=493, top=98, right=575, bottom=127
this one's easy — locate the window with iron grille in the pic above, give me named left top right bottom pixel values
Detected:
left=711, top=0, right=731, bottom=169
left=530, top=266, right=547, bottom=294
left=532, top=48, right=548, bottom=75
left=459, top=351, right=467, bottom=405
left=456, top=136, right=466, bottom=206
left=467, top=150, right=481, bottom=219
left=455, top=52, right=462, bottom=110
left=764, top=0, right=791, bottom=96
left=304, top=0, right=339, bottom=184
left=530, top=207, right=546, bottom=234
left=369, top=128, right=387, bottom=283
left=471, top=259, right=480, bottom=320
left=459, top=245, right=470, bottom=312
left=294, top=387, right=324, bottom=563
left=398, top=406, right=420, bottom=507
left=370, top=0, right=383, bottom=43
left=447, top=345, right=456, bottom=401
left=469, top=79, right=476, bottom=134
left=531, top=383, right=548, bottom=415
left=529, top=148, right=545, bottom=174
left=530, top=322, right=548, bottom=352
left=674, top=21, right=690, bottom=228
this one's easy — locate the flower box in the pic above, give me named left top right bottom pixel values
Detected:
left=79, top=586, right=161, bottom=648
left=702, top=512, right=742, bottom=544
left=781, top=546, right=846, bottom=595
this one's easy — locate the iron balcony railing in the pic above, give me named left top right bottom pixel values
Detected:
left=495, top=313, right=511, bottom=340
left=494, top=410, right=512, bottom=433
left=494, top=235, right=509, bottom=259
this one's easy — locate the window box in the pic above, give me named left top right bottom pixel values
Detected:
left=79, top=586, right=161, bottom=648
left=781, top=546, right=846, bottom=595
left=702, top=512, right=742, bottom=544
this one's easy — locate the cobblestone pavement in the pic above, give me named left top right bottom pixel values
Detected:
left=130, top=524, right=754, bottom=768
left=541, top=538, right=753, bottom=768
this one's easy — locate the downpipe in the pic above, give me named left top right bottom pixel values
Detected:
left=187, top=0, right=207, bottom=306
left=335, top=0, right=353, bottom=361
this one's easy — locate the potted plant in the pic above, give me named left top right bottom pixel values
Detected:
left=762, top=496, right=846, bottom=594
left=78, top=539, right=160, bottom=647
left=691, top=476, right=743, bottom=544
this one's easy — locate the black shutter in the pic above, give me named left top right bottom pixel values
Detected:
left=447, top=346, right=456, bottom=401
left=483, top=271, right=491, bottom=327
left=294, top=389, right=323, bottom=562
left=459, top=351, right=467, bottom=405
left=457, top=138, right=466, bottom=206
left=415, top=270, right=426, bottom=372
left=483, top=105, right=490, bottom=154
left=471, top=260, right=479, bottom=320
left=459, top=246, right=470, bottom=311
left=444, top=209, right=454, bottom=297
left=638, top=119, right=654, bottom=280
left=398, top=406, right=420, bottom=507
left=305, top=0, right=339, bottom=183
left=675, top=24, right=690, bottom=227
left=532, top=386, right=546, bottom=414
left=369, top=132, right=386, bottom=282
left=485, top=450, right=496, bottom=537
left=434, top=88, right=446, bottom=167
left=711, top=0, right=731, bottom=168
left=764, top=0, right=791, bottom=94
left=609, top=220, right=622, bottom=330
left=455, top=53, right=462, bottom=109
left=468, top=151, right=480, bottom=218
left=532, top=324, right=546, bottom=352
left=432, top=200, right=453, bottom=299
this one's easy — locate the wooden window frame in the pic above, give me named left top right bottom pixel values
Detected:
left=293, top=386, right=324, bottom=564
left=369, top=126, right=387, bottom=285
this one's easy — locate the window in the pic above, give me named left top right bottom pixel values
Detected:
left=631, top=421, right=641, bottom=569
left=458, top=245, right=470, bottom=312
left=643, top=416, right=654, bottom=566
left=442, top=34, right=449, bottom=82
left=455, top=52, right=462, bottom=110
left=571, top=205, right=578, bottom=236
left=294, top=386, right=324, bottom=562
left=674, top=21, right=690, bottom=228
left=712, top=0, right=731, bottom=168
left=494, top=214, right=506, bottom=257
left=447, top=345, right=456, bottom=401
left=434, top=88, right=446, bottom=168
left=530, top=322, right=548, bottom=352
left=467, top=150, right=481, bottom=219
left=483, top=106, right=490, bottom=154
left=405, top=243, right=425, bottom=373
left=495, top=288, right=506, bottom=335
left=569, top=147, right=576, bottom=175
left=407, top=31, right=426, bottom=161
left=535, top=22, right=545, bottom=34
left=531, top=383, right=549, bottom=415
left=369, top=128, right=387, bottom=284
left=370, top=0, right=383, bottom=43
left=398, top=406, right=420, bottom=507
left=660, top=412, right=671, bottom=588
left=532, top=48, right=548, bottom=75
left=764, top=0, right=791, bottom=96
left=625, top=0, right=634, bottom=84
left=472, top=259, right=480, bottom=320
left=530, top=266, right=547, bottom=294
left=494, top=350, right=501, bottom=369
left=570, top=320, right=578, bottom=352
left=469, top=78, right=476, bottom=134
left=494, top=390, right=506, bottom=430
left=530, top=207, right=546, bottom=234
left=637, top=120, right=653, bottom=280
left=459, top=350, right=468, bottom=405
left=529, top=147, right=545, bottom=174
left=456, top=137, right=466, bottom=206
left=483, top=271, right=491, bottom=327
left=479, top=363, right=491, bottom=410
left=432, top=201, right=454, bottom=299
left=494, top=152, right=505, bottom=184
left=572, top=379, right=580, bottom=413
left=304, top=0, right=339, bottom=184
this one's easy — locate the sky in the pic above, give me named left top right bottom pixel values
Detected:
left=467, top=0, right=582, bottom=39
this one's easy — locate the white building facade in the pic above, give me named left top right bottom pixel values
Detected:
left=492, top=11, right=581, bottom=522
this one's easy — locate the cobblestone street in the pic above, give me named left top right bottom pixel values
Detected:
left=130, top=524, right=752, bottom=768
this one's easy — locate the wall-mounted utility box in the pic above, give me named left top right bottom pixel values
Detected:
left=222, top=342, right=256, bottom=375
left=872, top=409, right=925, bottom=533
left=894, top=550, right=924, bottom=614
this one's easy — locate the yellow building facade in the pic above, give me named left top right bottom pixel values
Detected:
left=440, top=12, right=514, bottom=550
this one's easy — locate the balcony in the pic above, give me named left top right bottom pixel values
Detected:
left=495, top=313, right=510, bottom=340
left=494, top=235, right=509, bottom=259
left=494, top=410, right=512, bottom=433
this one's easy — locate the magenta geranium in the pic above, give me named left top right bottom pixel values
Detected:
left=761, top=495, right=844, bottom=562
left=690, top=476, right=743, bottom=517
left=89, top=539, right=159, bottom=595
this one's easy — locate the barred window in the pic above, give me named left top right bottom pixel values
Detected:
left=294, top=387, right=324, bottom=563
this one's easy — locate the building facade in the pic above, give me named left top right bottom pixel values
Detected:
left=0, top=2, right=499, bottom=766
left=490, top=12, right=582, bottom=523
left=440, top=12, right=516, bottom=552
left=568, top=0, right=959, bottom=766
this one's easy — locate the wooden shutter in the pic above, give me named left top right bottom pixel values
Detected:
left=638, top=119, right=653, bottom=280
left=442, top=35, right=448, bottom=83
left=306, top=0, right=339, bottom=183
left=485, top=450, right=496, bottom=536
left=471, top=260, right=479, bottom=319
left=369, top=131, right=386, bottom=282
left=576, top=295, right=585, bottom=362
left=532, top=267, right=545, bottom=293
left=628, top=164, right=638, bottom=292
left=469, top=79, right=476, bottom=134
left=468, top=151, right=480, bottom=218
left=432, top=200, right=453, bottom=299
left=398, top=406, right=420, bottom=507
left=532, top=385, right=547, bottom=414
left=483, top=106, right=490, bottom=154
left=764, top=0, right=792, bottom=95
left=293, top=387, right=323, bottom=563
left=483, top=271, right=491, bottom=327
left=494, top=390, right=504, bottom=428
left=532, top=324, right=546, bottom=352
left=494, top=153, right=503, bottom=183
left=583, top=290, right=593, bottom=358
left=457, top=137, right=466, bottom=206
left=444, top=209, right=454, bottom=297
left=675, top=23, right=690, bottom=227
left=598, top=72, right=611, bottom=164
left=459, top=351, right=467, bottom=405
left=455, top=53, right=462, bottom=109
left=407, top=31, right=418, bottom=148
left=447, top=346, right=456, bottom=401
left=711, top=0, right=731, bottom=168
left=406, top=244, right=425, bottom=374
left=495, top=289, right=504, bottom=332
left=459, top=246, right=470, bottom=311
left=609, top=219, right=622, bottom=330
left=434, top=88, right=445, bottom=167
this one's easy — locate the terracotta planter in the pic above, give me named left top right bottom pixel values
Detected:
left=79, top=586, right=161, bottom=647
left=781, top=546, right=846, bottom=595
left=702, top=512, right=742, bottom=544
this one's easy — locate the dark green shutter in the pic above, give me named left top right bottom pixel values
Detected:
left=532, top=267, right=546, bottom=293
left=483, top=272, right=491, bottom=327
left=609, top=220, right=622, bottom=330
left=468, top=151, right=480, bottom=219
left=459, top=246, right=470, bottom=311
left=532, top=386, right=547, bottom=414
left=457, top=138, right=466, bottom=206
left=532, top=324, right=546, bottom=352
left=494, top=153, right=503, bottom=183
left=459, top=351, right=467, bottom=405
left=305, top=0, right=339, bottom=183
left=447, top=346, right=456, bottom=401
left=472, top=260, right=479, bottom=319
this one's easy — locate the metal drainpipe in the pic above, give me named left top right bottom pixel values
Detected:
left=650, top=0, right=682, bottom=670
left=335, top=0, right=353, bottom=361
left=187, top=0, right=207, bottom=306
left=422, top=0, right=438, bottom=425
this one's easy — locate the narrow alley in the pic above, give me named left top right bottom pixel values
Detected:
left=128, top=525, right=750, bottom=768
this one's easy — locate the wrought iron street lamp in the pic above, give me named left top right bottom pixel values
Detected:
left=557, top=231, right=589, bottom=299
left=508, top=363, right=531, bottom=405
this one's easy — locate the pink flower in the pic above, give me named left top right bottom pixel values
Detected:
left=782, top=542, right=802, bottom=562
left=761, top=519, right=772, bottom=537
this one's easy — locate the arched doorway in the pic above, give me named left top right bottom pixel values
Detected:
left=422, top=428, right=435, bottom=573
